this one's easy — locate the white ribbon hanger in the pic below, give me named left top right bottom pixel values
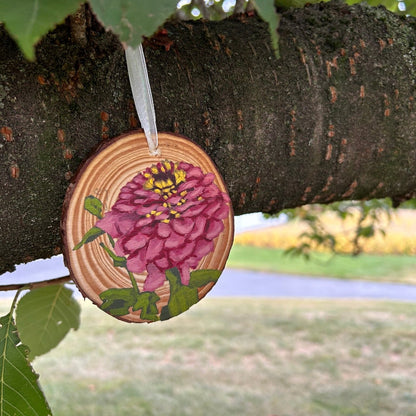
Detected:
left=125, top=44, right=160, bottom=156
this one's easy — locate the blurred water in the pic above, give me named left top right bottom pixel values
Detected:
left=2, top=213, right=414, bottom=302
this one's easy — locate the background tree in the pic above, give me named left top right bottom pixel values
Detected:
left=1, top=0, right=416, bottom=413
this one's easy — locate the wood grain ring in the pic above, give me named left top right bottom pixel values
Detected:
left=62, top=131, right=234, bottom=323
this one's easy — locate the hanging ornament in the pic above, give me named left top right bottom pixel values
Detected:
left=62, top=44, right=234, bottom=323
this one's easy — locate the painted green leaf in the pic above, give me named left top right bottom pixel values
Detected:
left=16, top=285, right=81, bottom=360
left=99, top=243, right=127, bottom=267
left=160, top=268, right=199, bottom=321
left=100, top=287, right=137, bottom=316
left=73, top=226, right=104, bottom=250
left=100, top=287, right=160, bottom=320
left=253, top=0, right=280, bottom=57
left=188, top=269, right=222, bottom=288
left=0, top=0, right=81, bottom=60
left=84, top=195, right=103, bottom=219
left=0, top=313, right=52, bottom=416
left=89, top=0, right=177, bottom=48
left=133, top=291, right=160, bottom=321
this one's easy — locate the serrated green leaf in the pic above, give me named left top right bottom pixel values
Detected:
left=0, top=313, right=52, bottom=416
left=0, top=0, right=81, bottom=60
left=160, top=268, right=199, bottom=321
left=84, top=195, right=103, bottom=219
left=73, top=226, right=104, bottom=250
left=188, top=269, right=221, bottom=288
left=16, top=285, right=80, bottom=360
left=89, top=0, right=177, bottom=48
left=99, top=243, right=127, bottom=267
left=253, top=0, right=280, bottom=57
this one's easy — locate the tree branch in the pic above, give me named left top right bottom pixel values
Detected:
left=1, top=2, right=416, bottom=272
left=0, top=276, right=72, bottom=292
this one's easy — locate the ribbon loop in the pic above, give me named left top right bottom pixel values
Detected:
left=125, top=44, right=160, bottom=156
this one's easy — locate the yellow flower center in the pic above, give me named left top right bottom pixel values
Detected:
left=143, top=161, right=186, bottom=200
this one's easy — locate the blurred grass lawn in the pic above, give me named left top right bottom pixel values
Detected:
left=28, top=299, right=416, bottom=416
left=228, top=245, right=416, bottom=284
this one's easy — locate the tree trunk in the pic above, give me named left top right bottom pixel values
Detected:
left=1, top=1, right=416, bottom=273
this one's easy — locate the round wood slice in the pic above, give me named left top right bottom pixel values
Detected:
left=62, top=131, right=234, bottom=323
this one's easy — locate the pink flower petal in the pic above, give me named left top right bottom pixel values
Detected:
left=194, top=239, right=214, bottom=258
left=201, top=172, right=215, bottom=186
left=169, top=241, right=196, bottom=263
left=126, top=249, right=146, bottom=274
left=133, top=189, right=153, bottom=198
left=95, top=211, right=121, bottom=237
left=167, top=195, right=182, bottom=204
left=202, top=200, right=221, bottom=217
left=165, top=231, right=185, bottom=249
left=171, top=217, right=194, bottom=235
left=116, top=233, right=147, bottom=255
left=134, top=203, right=160, bottom=215
left=157, top=222, right=171, bottom=238
left=155, top=256, right=170, bottom=269
left=178, top=179, right=199, bottom=192
left=146, top=238, right=165, bottom=261
left=205, top=219, right=224, bottom=240
left=116, top=214, right=140, bottom=235
left=179, top=266, right=191, bottom=286
left=215, top=202, right=230, bottom=220
left=186, top=256, right=200, bottom=268
left=203, top=184, right=221, bottom=199
left=187, top=187, right=203, bottom=200
left=186, top=216, right=206, bottom=241
left=144, top=263, right=166, bottom=291
left=133, top=174, right=146, bottom=185
left=180, top=203, right=206, bottom=218
left=184, top=166, right=203, bottom=179
left=222, top=193, right=231, bottom=203
left=114, top=203, right=134, bottom=213
left=136, top=217, right=153, bottom=228
left=125, top=234, right=148, bottom=251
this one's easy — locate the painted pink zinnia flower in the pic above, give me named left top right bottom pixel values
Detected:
left=96, top=161, right=230, bottom=291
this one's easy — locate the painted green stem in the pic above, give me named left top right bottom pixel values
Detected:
left=128, top=271, right=140, bottom=295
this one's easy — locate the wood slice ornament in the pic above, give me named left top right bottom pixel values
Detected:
left=62, top=131, right=234, bottom=323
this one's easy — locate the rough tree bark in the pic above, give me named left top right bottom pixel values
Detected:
left=1, top=1, right=416, bottom=273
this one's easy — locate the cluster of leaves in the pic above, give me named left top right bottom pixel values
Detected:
left=0, top=284, right=80, bottom=416
left=1, top=0, right=413, bottom=62
left=278, top=198, right=393, bottom=259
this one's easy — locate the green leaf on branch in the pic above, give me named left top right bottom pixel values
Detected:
left=0, top=0, right=81, bottom=60
left=188, top=269, right=221, bottom=288
left=160, top=268, right=199, bottom=321
left=84, top=195, right=103, bottom=219
left=73, top=226, right=104, bottom=250
left=89, top=0, right=177, bottom=48
left=0, top=312, right=52, bottom=416
left=357, top=225, right=375, bottom=239
left=253, top=0, right=281, bottom=57
left=16, top=285, right=81, bottom=360
left=99, top=243, right=127, bottom=268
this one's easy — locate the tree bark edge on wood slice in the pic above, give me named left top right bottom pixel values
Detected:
left=61, top=131, right=234, bottom=323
